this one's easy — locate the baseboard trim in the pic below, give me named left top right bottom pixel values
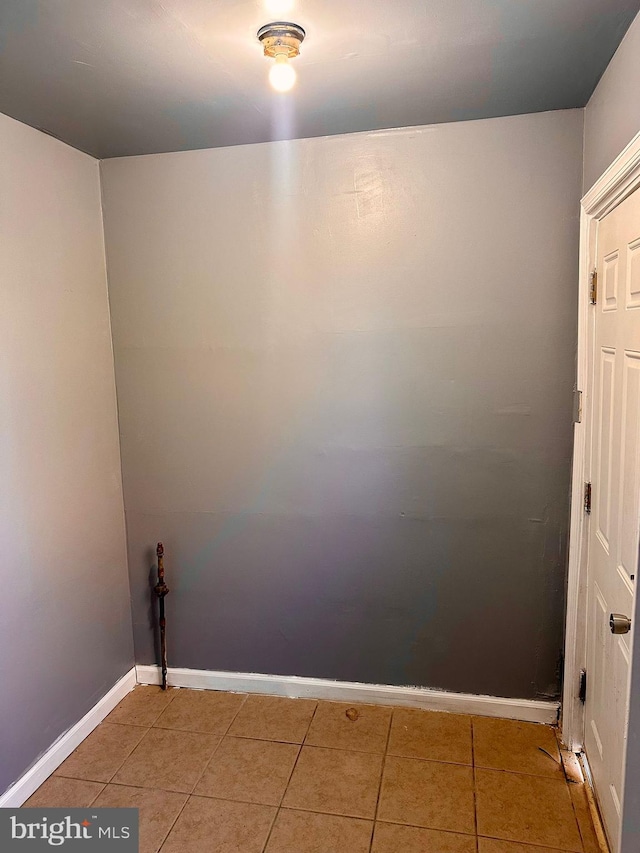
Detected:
left=135, top=665, right=559, bottom=724
left=579, top=752, right=611, bottom=853
left=0, top=667, right=137, bottom=808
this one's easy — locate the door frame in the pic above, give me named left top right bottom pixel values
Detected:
left=562, top=128, right=640, bottom=755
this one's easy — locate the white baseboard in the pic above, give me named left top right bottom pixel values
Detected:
left=136, top=665, right=559, bottom=725
left=0, top=667, right=137, bottom=808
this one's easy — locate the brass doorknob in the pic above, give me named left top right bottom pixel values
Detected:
left=610, top=613, right=632, bottom=635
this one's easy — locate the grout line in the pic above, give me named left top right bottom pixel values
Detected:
left=96, top=780, right=187, bottom=794
left=111, top=725, right=163, bottom=782
left=567, top=789, right=591, bottom=853
left=24, top=779, right=108, bottom=809
left=219, top=692, right=249, bottom=737
left=260, top=700, right=322, bottom=852
left=55, top=723, right=148, bottom=787
left=378, top=818, right=475, bottom=835
left=261, top=805, right=279, bottom=853
left=476, top=833, right=583, bottom=851
left=366, top=818, right=375, bottom=852
left=286, top=700, right=320, bottom=785
left=277, top=742, right=303, bottom=808
left=141, top=684, right=180, bottom=729
left=109, top=683, right=177, bottom=727
left=185, top=792, right=287, bottom=809
left=369, top=704, right=394, bottom=852
left=471, top=765, right=569, bottom=781
left=300, top=702, right=318, bottom=749
left=157, top=793, right=191, bottom=853
left=152, top=695, right=250, bottom=741
left=557, top=772, right=585, bottom=852
left=471, top=718, right=479, bottom=853
left=187, top=736, right=225, bottom=797
left=233, top=734, right=384, bottom=752
left=218, top=733, right=310, bottom=747
left=87, top=783, right=108, bottom=807
left=162, top=689, right=276, bottom=847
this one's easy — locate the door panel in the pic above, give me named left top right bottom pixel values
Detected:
left=603, top=251, right=619, bottom=312
left=584, top=188, right=639, bottom=853
left=626, top=238, right=640, bottom=308
left=595, top=348, right=615, bottom=549
left=619, top=353, right=640, bottom=583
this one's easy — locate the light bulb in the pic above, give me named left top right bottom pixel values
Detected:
left=265, top=0, right=294, bottom=14
left=269, top=54, right=297, bottom=92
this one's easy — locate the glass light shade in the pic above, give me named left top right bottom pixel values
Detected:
left=269, top=54, right=297, bottom=92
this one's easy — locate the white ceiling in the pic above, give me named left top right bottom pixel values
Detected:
left=0, top=0, right=638, bottom=158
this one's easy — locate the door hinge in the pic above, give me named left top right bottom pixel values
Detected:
left=584, top=482, right=592, bottom=514
left=573, top=389, right=583, bottom=424
left=589, top=269, right=598, bottom=305
left=579, top=669, right=587, bottom=703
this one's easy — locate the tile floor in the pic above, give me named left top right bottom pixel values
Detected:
left=23, top=686, right=602, bottom=853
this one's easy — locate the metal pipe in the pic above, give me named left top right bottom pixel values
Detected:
left=154, top=542, right=170, bottom=690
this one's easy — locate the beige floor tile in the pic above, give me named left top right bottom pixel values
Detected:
left=569, top=783, right=601, bottom=853
left=194, top=736, right=299, bottom=805
left=160, top=795, right=276, bottom=853
left=92, top=784, right=187, bottom=853
left=304, top=701, right=391, bottom=754
left=55, top=723, right=147, bottom=783
left=475, top=768, right=583, bottom=852
left=473, top=717, right=563, bottom=778
left=388, top=708, right=472, bottom=765
left=106, top=686, right=177, bottom=727
left=23, top=776, right=105, bottom=807
left=377, top=756, right=475, bottom=835
left=282, top=745, right=383, bottom=819
left=265, top=809, right=373, bottom=853
left=153, top=689, right=246, bottom=735
left=479, top=840, right=570, bottom=853
left=227, top=694, right=317, bottom=743
left=372, top=823, right=477, bottom=853
left=111, top=728, right=220, bottom=793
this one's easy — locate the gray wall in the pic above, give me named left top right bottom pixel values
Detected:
left=0, top=113, right=133, bottom=795
left=583, top=10, right=640, bottom=191
left=101, top=109, right=584, bottom=700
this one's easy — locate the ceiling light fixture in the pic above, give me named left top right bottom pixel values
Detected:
left=258, top=21, right=305, bottom=93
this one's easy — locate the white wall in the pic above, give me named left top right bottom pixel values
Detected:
left=101, top=109, right=584, bottom=700
left=583, top=11, right=640, bottom=190
left=0, top=113, right=133, bottom=795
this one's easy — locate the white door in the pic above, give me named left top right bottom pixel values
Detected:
left=584, top=187, right=640, bottom=852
